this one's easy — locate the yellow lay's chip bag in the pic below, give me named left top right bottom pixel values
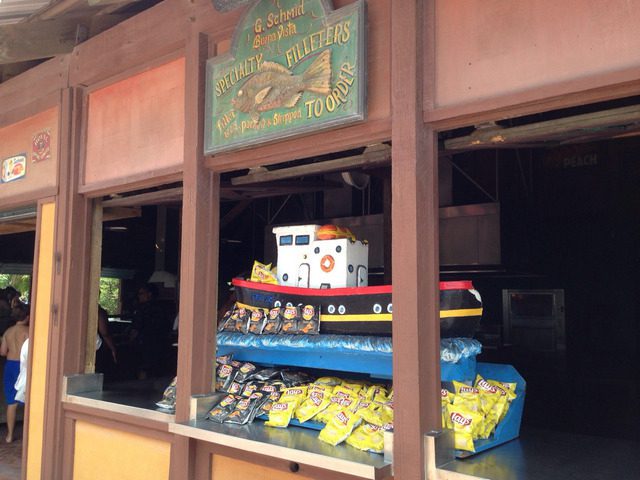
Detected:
left=318, top=409, right=362, bottom=446
left=295, top=390, right=331, bottom=423
left=314, top=377, right=342, bottom=387
left=280, top=386, right=308, bottom=403
left=265, top=400, right=297, bottom=428
left=446, top=404, right=483, bottom=452
left=250, top=260, right=278, bottom=284
left=441, top=389, right=455, bottom=428
left=346, top=423, right=385, bottom=453
left=365, top=385, right=389, bottom=403
left=488, top=379, right=517, bottom=402
left=453, top=381, right=480, bottom=398
left=314, top=395, right=359, bottom=424
left=474, top=376, right=502, bottom=415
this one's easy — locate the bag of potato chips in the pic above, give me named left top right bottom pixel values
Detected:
left=446, top=403, right=483, bottom=452
left=319, top=409, right=362, bottom=446
left=295, top=390, right=331, bottom=423
left=250, top=261, right=278, bottom=284
left=265, top=400, right=298, bottom=428
left=346, top=423, right=385, bottom=453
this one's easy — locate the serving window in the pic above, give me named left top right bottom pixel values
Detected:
left=65, top=184, right=183, bottom=417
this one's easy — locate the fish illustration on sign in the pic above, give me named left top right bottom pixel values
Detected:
left=232, top=49, right=332, bottom=122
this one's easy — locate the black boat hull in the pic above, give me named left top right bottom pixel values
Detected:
left=232, top=279, right=482, bottom=337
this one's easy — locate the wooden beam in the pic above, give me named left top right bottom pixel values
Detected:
left=102, top=188, right=183, bottom=208
left=0, top=220, right=37, bottom=235
left=444, top=104, right=640, bottom=152
left=220, top=200, right=251, bottom=229
left=221, top=180, right=342, bottom=201
left=230, top=144, right=391, bottom=185
left=0, top=15, right=126, bottom=64
left=102, top=206, right=141, bottom=222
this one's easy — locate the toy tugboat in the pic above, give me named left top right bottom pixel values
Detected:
left=233, top=224, right=482, bottom=337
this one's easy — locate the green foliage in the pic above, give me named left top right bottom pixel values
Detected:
left=99, top=277, right=121, bottom=315
left=0, top=274, right=31, bottom=303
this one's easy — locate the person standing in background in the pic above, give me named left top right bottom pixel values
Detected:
left=96, top=306, right=117, bottom=380
left=0, top=302, right=29, bottom=443
left=13, top=337, right=29, bottom=404
left=129, top=284, right=168, bottom=380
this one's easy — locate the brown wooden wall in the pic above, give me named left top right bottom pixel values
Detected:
left=82, top=58, right=186, bottom=192
left=0, top=108, right=59, bottom=206
left=0, top=57, right=68, bottom=209
left=428, top=0, right=640, bottom=128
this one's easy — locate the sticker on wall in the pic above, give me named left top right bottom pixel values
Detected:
left=2, top=155, right=27, bottom=183
left=32, top=129, right=51, bottom=163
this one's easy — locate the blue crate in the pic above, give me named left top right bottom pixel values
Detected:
left=441, top=356, right=477, bottom=383
left=455, top=362, right=526, bottom=458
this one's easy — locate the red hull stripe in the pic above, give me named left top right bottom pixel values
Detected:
left=232, top=279, right=473, bottom=294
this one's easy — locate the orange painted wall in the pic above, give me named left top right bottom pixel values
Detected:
left=435, top=0, right=640, bottom=108
left=211, top=455, right=314, bottom=480
left=0, top=108, right=58, bottom=202
left=72, top=421, right=170, bottom=480
left=84, top=58, right=185, bottom=188
left=25, top=202, right=56, bottom=480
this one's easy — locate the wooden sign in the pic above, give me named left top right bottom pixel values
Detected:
left=204, top=0, right=366, bottom=155
left=2, top=154, right=27, bottom=183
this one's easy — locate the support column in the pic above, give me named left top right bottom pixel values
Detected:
left=391, top=1, right=441, bottom=479
left=170, top=30, right=219, bottom=480
left=41, top=87, right=94, bottom=480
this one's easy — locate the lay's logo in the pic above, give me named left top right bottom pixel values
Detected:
left=478, top=380, right=497, bottom=393
left=450, top=412, right=472, bottom=427
left=272, top=403, right=289, bottom=412
left=459, top=386, right=478, bottom=394
left=336, top=412, right=349, bottom=425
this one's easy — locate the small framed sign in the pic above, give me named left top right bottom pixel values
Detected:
left=2, top=155, right=27, bottom=183
left=204, top=0, right=366, bottom=155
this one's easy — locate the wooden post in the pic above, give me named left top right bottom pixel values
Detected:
left=42, top=86, right=94, bottom=479
left=84, top=198, right=103, bottom=373
left=170, top=30, right=219, bottom=480
left=391, top=1, right=441, bottom=480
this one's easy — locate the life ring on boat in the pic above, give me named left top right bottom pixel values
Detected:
left=320, top=254, right=335, bottom=272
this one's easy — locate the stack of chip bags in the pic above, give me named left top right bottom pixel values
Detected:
left=443, top=376, right=518, bottom=453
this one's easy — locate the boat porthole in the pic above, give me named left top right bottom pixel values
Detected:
left=373, top=304, right=382, bottom=314
left=274, top=301, right=281, bottom=307
left=327, top=305, right=336, bottom=314
left=336, top=245, right=342, bottom=253
left=314, top=247, right=320, bottom=254
left=283, top=273, right=289, bottom=281
left=348, top=264, right=354, bottom=273
left=338, top=305, right=346, bottom=314
left=387, top=303, right=393, bottom=313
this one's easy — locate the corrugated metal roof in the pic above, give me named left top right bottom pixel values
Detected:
left=0, top=0, right=51, bottom=25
